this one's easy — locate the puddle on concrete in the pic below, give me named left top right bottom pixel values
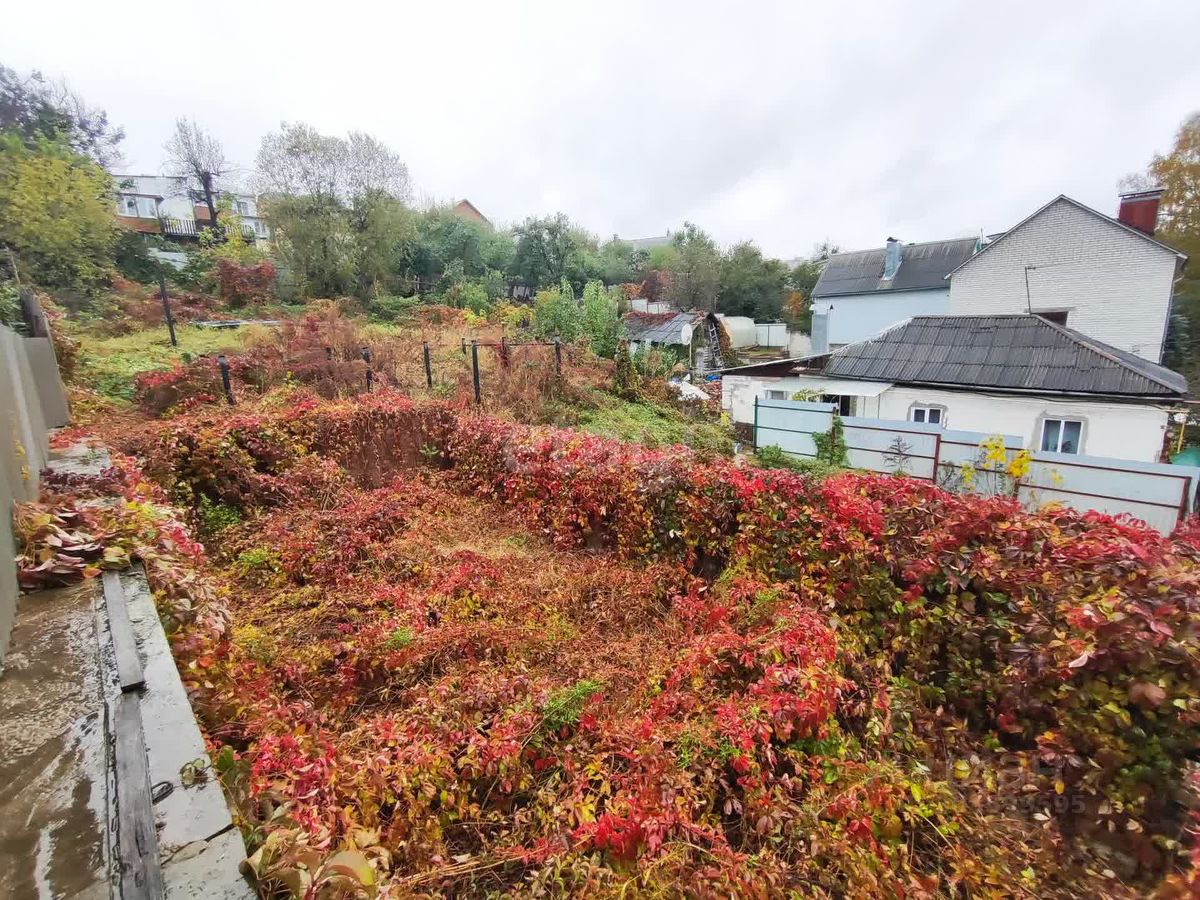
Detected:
left=0, top=582, right=108, bottom=899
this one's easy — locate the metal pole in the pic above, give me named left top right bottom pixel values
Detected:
left=1023, top=265, right=1035, bottom=313
left=470, top=340, right=481, bottom=405
left=158, top=272, right=177, bottom=347
left=423, top=342, right=433, bottom=388
left=217, top=355, right=234, bottom=405
left=361, top=346, right=373, bottom=392
left=554, top=337, right=562, bottom=376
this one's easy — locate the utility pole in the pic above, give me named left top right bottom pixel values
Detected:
left=158, top=271, right=177, bottom=346
left=1023, top=265, right=1036, bottom=313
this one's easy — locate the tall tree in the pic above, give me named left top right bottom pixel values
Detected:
left=511, top=214, right=598, bottom=292
left=717, top=241, right=788, bottom=319
left=164, top=118, right=230, bottom=234
left=0, top=133, right=116, bottom=291
left=0, top=64, right=123, bottom=167
left=1126, top=113, right=1200, bottom=384
left=254, top=122, right=413, bottom=299
left=664, top=222, right=720, bottom=311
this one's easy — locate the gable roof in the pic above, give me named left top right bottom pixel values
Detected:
left=813, top=315, right=1187, bottom=398
left=812, top=238, right=978, bottom=298
left=453, top=199, right=492, bottom=227
left=946, top=195, right=1187, bottom=279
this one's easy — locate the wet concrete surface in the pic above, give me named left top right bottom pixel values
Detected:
left=0, top=582, right=108, bottom=899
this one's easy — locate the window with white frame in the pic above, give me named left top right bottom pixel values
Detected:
left=235, top=199, right=253, bottom=216
left=118, top=195, right=139, bottom=216
left=909, top=405, right=944, bottom=426
left=764, top=390, right=789, bottom=400
left=254, top=219, right=269, bottom=236
left=1040, top=417, right=1083, bottom=454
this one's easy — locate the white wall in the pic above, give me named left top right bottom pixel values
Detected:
left=874, top=385, right=1170, bottom=463
left=755, top=323, right=788, bottom=347
left=948, top=198, right=1179, bottom=362
left=816, top=288, right=948, bottom=346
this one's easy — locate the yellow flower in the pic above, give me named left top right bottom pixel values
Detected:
left=1006, top=450, right=1031, bottom=480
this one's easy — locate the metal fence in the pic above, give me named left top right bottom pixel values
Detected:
left=754, top=397, right=1199, bottom=535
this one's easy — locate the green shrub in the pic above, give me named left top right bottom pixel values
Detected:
left=384, top=626, right=414, bottom=650
left=369, top=294, right=421, bottom=323
left=542, top=679, right=603, bottom=733
left=753, top=443, right=840, bottom=477
left=198, top=494, right=241, bottom=534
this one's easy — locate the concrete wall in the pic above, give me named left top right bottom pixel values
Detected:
left=948, top=197, right=1179, bottom=362
left=814, top=287, right=948, bottom=347
left=1, top=321, right=68, bottom=663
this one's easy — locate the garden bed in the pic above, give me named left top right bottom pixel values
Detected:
left=19, top=390, right=1200, bottom=897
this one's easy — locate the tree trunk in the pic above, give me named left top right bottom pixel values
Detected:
left=200, top=170, right=221, bottom=238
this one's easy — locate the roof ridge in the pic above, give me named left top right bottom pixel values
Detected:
left=944, top=194, right=1187, bottom=279
left=831, top=236, right=977, bottom=256
left=1036, top=316, right=1182, bottom=392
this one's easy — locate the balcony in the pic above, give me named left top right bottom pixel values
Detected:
left=159, top=218, right=258, bottom=241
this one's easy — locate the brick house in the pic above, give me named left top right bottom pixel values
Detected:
left=947, top=192, right=1187, bottom=363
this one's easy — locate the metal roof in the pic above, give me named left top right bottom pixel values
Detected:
left=623, top=312, right=696, bottom=345
left=813, top=238, right=978, bottom=298
left=816, top=315, right=1187, bottom=398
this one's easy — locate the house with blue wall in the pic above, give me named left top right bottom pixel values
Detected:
left=810, top=236, right=979, bottom=349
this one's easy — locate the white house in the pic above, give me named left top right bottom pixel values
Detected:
left=810, top=237, right=979, bottom=348
left=947, top=192, right=1186, bottom=363
left=720, top=314, right=1188, bottom=463
left=112, top=174, right=271, bottom=242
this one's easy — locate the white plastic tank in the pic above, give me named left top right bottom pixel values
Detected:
left=717, top=315, right=758, bottom=349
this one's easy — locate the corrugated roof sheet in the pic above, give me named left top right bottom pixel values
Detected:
left=812, top=238, right=978, bottom=297
left=817, top=315, right=1187, bottom=397
left=623, top=312, right=696, bottom=345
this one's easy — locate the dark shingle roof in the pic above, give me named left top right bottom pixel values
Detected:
left=812, top=238, right=979, bottom=298
left=817, top=315, right=1187, bottom=397
left=623, top=312, right=696, bottom=345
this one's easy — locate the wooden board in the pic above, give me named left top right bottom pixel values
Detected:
left=102, top=571, right=144, bottom=692
left=114, top=692, right=165, bottom=899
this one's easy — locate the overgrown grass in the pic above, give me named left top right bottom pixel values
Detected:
left=71, top=325, right=249, bottom=401
left=570, top=392, right=735, bottom=455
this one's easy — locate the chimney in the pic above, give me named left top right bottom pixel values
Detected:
left=883, top=237, right=902, bottom=279
left=1117, top=188, right=1163, bottom=236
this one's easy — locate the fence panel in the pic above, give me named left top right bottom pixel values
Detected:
left=754, top=399, right=834, bottom=458
left=1019, top=453, right=1197, bottom=535
left=840, top=417, right=941, bottom=480
left=753, top=400, right=1197, bottom=534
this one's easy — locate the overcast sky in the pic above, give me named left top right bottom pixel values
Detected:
left=4, top=1, right=1199, bottom=258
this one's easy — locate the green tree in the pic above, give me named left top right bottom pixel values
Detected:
left=664, top=222, right=720, bottom=311
left=511, top=214, right=598, bottom=292
left=0, top=133, right=116, bottom=291
left=0, top=64, right=123, bottom=166
left=255, top=122, right=413, bottom=299
left=717, top=241, right=789, bottom=319
left=532, top=278, right=583, bottom=341
left=581, top=280, right=624, bottom=358
left=596, top=238, right=646, bottom=285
